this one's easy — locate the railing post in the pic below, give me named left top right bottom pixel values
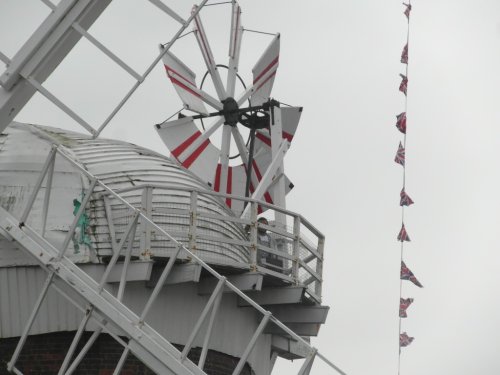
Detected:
left=19, top=146, right=57, bottom=225
left=140, top=187, right=153, bottom=258
left=189, top=190, right=198, bottom=254
left=316, top=236, right=325, bottom=300
left=292, top=215, right=301, bottom=285
left=41, top=152, right=55, bottom=237
left=249, top=201, right=258, bottom=271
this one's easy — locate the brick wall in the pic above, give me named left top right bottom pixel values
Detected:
left=0, top=332, right=253, bottom=375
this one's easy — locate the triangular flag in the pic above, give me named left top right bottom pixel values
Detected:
left=397, top=223, right=411, bottom=242
left=399, top=74, right=408, bottom=96
left=399, top=297, right=414, bottom=318
left=401, top=261, right=423, bottom=288
left=401, top=43, right=408, bottom=64
left=400, top=189, right=414, bottom=206
left=394, top=142, right=405, bottom=166
left=403, top=3, right=412, bottom=19
left=400, top=332, right=414, bottom=347
left=396, top=112, right=406, bottom=134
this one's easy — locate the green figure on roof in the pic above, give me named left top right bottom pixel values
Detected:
left=72, top=195, right=92, bottom=254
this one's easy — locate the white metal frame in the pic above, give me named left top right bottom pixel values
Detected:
left=0, top=0, right=209, bottom=136
left=0, top=145, right=345, bottom=375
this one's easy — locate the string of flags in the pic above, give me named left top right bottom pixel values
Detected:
left=395, top=1, right=422, bottom=371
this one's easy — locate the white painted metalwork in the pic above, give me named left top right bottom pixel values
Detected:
left=0, top=1, right=343, bottom=373
left=0, top=0, right=209, bottom=136
left=0, top=144, right=346, bottom=375
left=156, top=1, right=299, bottom=221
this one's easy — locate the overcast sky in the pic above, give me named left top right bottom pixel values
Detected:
left=2, top=1, right=500, bottom=374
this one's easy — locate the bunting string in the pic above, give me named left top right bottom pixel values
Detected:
left=395, top=2, right=423, bottom=374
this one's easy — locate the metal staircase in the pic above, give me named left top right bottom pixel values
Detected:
left=0, top=145, right=346, bottom=375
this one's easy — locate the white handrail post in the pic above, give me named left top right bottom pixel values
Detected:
left=249, top=201, right=258, bottom=270
left=41, top=151, right=55, bottom=237
left=292, top=215, right=301, bottom=285
left=316, top=237, right=325, bottom=300
left=189, top=190, right=198, bottom=254
left=19, top=146, right=57, bottom=225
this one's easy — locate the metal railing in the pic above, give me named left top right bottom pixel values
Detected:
left=97, top=182, right=325, bottom=303
left=1, top=145, right=345, bottom=375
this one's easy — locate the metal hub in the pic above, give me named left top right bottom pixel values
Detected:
left=222, top=97, right=239, bottom=127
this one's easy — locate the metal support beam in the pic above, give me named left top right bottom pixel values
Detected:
left=198, top=273, right=263, bottom=295
left=265, top=305, right=329, bottom=324
left=240, top=141, right=289, bottom=218
left=238, top=286, right=305, bottom=307
left=264, top=323, right=321, bottom=337
left=0, top=0, right=112, bottom=133
left=181, top=278, right=226, bottom=361
left=6, top=273, right=55, bottom=372
left=41, top=152, right=55, bottom=237
left=298, top=349, right=317, bottom=375
left=148, top=0, right=187, bottom=25
left=198, top=288, right=223, bottom=370
left=19, top=146, right=57, bottom=225
left=232, top=313, right=271, bottom=375
left=147, top=263, right=202, bottom=287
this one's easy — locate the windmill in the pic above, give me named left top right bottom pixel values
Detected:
left=0, top=1, right=344, bottom=374
left=156, top=2, right=302, bottom=220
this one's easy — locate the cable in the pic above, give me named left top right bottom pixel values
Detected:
left=156, top=108, right=183, bottom=126
left=243, top=28, right=277, bottom=37
left=398, top=2, right=412, bottom=375
left=161, top=30, right=194, bottom=47
left=205, top=1, right=233, bottom=6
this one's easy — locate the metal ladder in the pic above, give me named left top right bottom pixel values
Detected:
left=0, top=146, right=346, bottom=375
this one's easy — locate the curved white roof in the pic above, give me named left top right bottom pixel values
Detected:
left=0, top=122, right=248, bottom=266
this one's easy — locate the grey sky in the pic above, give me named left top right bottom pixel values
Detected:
left=1, top=0, right=500, bottom=374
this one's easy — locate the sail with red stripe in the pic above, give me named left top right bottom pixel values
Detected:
left=251, top=34, right=280, bottom=107
left=156, top=116, right=219, bottom=184
left=161, top=50, right=209, bottom=115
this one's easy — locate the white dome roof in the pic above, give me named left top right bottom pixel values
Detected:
left=0, top=122, right=249, bottom=267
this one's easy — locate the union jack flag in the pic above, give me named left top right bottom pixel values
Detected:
left=394, top=142, right=405, bottom=166
left=399, top=297, right=414, bottom=318
left=400, top=332, right=414, bottom=347
left=399, top=74, right=408, bottom=96
left=400, top=189, right=414, bottom=206
left=401, top=43, right=408, bottom=64
left=396, top=112, right=406, bottom=134
left=401, top=261, right=423, bottom=288
left=397, top=223, right=410, bottom=242
left=403, top=3, right=412, bottom=19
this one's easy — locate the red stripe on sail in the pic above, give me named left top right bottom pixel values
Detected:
left=169, top=76, right=201, bottom=98
left=214, top=164, right=221, bottom=192
left=172, top=131, right=201, bottom=159
left=182, top=139, right=210, bottom=169
left=256, top=132, right=271, bottom=147
left=282, top=131, right=293, bottom=142
left=254, top=56, right=279, bottom=84
left=164, top=65, right=196, bottom=87
left=226, top=166, right=233, bottom=207
left=255, top=71, right=277, bottom=93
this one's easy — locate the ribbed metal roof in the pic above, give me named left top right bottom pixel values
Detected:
left=0, top=122, right=249, bottom=266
